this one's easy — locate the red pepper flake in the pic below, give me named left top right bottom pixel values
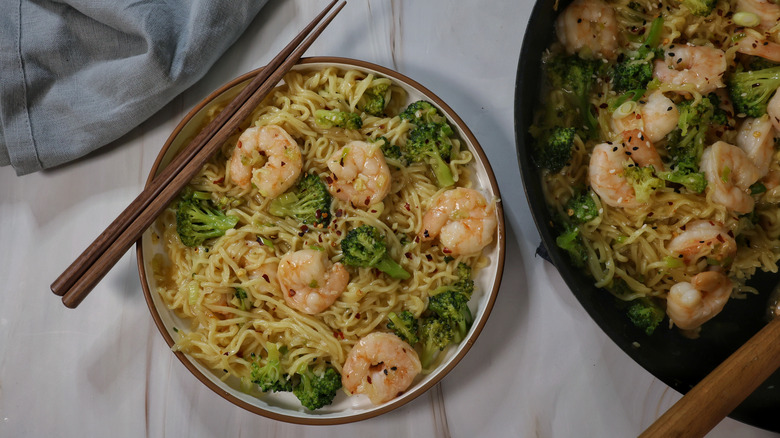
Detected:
left=355, top=313, right=361, bottom=319
left=262, top=274, right=270, bottom=283
left=404, top=203, right=411, bottom=211
left=364, top=196, right=371, bottom=206
left=333, top=330, right=344, bottom=340
left=288, top=289, right=296, bottom=297
left=442, top=248, right=453, bottom=254
left=213, top=176, right=224, bottom=184
left=325, top=175, right=333, bottom=184
left=405, top=252, right=412, bottom=259
left=335, top=209, right=344, bottom=217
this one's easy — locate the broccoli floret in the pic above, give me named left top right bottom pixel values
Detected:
left=340, top=225, right=411, bottom=279
left=400, top=100, right=446, bottom=125
left=419, top=317, right=455, bottom=369
left=269, top=173, right=332, bottom=226
left=623, top=165, right=665, bottom=203
left=728, top=65, right=780, bottom=117
left=250, top=343, right=292, bottom=393
left=427, top=262, right=475, bottom=342
left=681, top=0, right=717, bottom=16
left=749, top=57, right=780, bottom=71
left=175, top=189, right=239, bottom=247
left=556, top=223, right=588, bottom=268
left=292, top=364, right=342, bottom=410
left=360, top=82, right=390, bottom=116
left=565, top=189, right=599, bottom=224
left=427, top=291, right=472, bottom=343
left=611, top=17, right=664, bottom=93
left=626, top=297, right=666, bottom=335
left=534, top=126, right=576, bottom=173
left=387, top=310, right=419, bottom=345
left=656, top=97, right=723, bottom=193
left=657, top=170, right=708, bottom=193
left=373, top=136, right=404, bottom=162
left=314, top=109, right=363, bottom=130
left=545, top=54, right=601, bottom=135
left=405, top=122, right=456, bottom=187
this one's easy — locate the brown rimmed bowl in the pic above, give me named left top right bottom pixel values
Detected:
left=137, top=57, right=506, bottom=424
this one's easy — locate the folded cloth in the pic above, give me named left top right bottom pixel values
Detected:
left=0, top=0, right=267, bottom=175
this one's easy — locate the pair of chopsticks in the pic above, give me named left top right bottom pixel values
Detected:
left=51, top=0, right=346, bottom=308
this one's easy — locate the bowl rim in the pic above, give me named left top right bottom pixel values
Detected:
left=136, top=56, right=506, bottom=425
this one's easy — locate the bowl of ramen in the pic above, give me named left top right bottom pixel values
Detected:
left=137, top=57, right=505, bottom=424
left=515, top=0, right=780, bottom=431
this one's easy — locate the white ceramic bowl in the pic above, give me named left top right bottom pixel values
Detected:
left=137, top=57, right=506, bottom=424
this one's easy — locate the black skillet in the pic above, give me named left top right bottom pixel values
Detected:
left=514, top=0, right=780, bottom=431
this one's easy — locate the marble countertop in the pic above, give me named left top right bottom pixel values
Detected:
left=1, top=0, right=777, bottom=436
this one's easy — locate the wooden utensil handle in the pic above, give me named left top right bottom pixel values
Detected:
left=639, top=316, right=780, bottom=438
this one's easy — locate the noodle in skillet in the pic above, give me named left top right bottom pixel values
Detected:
left=537, top=0, right=780, bottom=334
left=151, top=66, right=496, bottom=408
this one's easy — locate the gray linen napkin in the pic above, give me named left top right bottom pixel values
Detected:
left=0, top=0, right=268, bottom=175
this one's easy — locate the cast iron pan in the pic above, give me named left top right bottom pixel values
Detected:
left=514, top=0, right=780, bottom=431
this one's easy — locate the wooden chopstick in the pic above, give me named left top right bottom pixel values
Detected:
left=639, top=316, right=780, bottom=438
left=55, top=1, right=346, bottom=308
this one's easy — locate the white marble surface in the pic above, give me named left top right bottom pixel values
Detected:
left=0, top=1, right=777, bottom=436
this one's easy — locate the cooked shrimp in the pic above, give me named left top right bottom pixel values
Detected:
left=341, top=332, right=422, bottom=405
left=229, top=125, right=303, bottom=197
left=737, top=0, right=780, bottom=31
left=555, top=0, right=618, bottom=60
left=419, top=187, right=497, bottom=255
left=736, top=115, right=777, bottom=177
left=667, top=220, right=737, bottom=266
left=667, top=271, right=733, bottom=330
left=327, top=141, right=392, bottom=208
left=641, top=91, right=681, bottom=143
left=767, top=88, right=780, bottom=132
left=277, top=249, right=349, bottom=315
left=653, top=45, right=727, bottom=95
left=611, top=92, right=680, bottom=144
left=621, top=129, right=664, bottom=170
left=736, top=34, right=780, bottom=63
left=700, top=141, right=762, bottom=213
left=588, top=141, right=656, bottom=208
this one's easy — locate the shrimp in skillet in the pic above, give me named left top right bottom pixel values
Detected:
left=277, top=249, right=349, bottom=315
left=667, top=220, right=737, bottom=266
left=327, top=140, right=392, bottom=208
left=667, top=271, right=734, bottom=330
left=735, top=34, right=780, bottom=63
left=653, top=45, right=727, bottom=95
left=700, top=141, right=762, bottom=214
left=341, top=332, right=422, bottom=405
left=766, top=87, right=780, bottom=132
left=611, top=91, right=680, bottom=144
left=588, top=134, right=663, bottom=208
left=229, top=125, right=303, bottom=197
left=555, top=0, right=619, bottom=61
left=736, top=115, right=777, bottom=177
left=419, top=187, right=497, bottom=255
